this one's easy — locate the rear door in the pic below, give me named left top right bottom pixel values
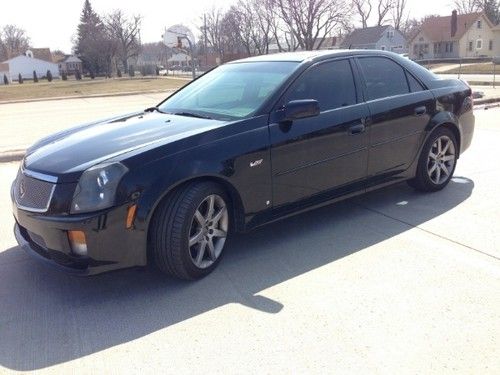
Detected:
left=355, top=56, right=435, bottom=181
left=269, top=58, right=370, bottom=207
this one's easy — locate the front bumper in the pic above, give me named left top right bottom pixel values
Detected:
left=12, top=202, right=147, bottom=275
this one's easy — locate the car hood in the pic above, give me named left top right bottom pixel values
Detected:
left=24, top=111, right=227, bottom=181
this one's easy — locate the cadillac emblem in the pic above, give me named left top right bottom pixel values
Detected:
left=19, top=179, right=26, bottom=198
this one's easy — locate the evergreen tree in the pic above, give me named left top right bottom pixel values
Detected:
left=74, top=0, right=114, bottom=75
left=47, top=70, right=53, bottom=82
left=75, top=69, right=82, bottom=80
left=117, top=68, right=122, bottom=77
left=18, top=73, right=23, bottom=84
left=3, top=74, right=8, bottom=85
left=33, top=70, right=38, bottom=83
left=62, top=71, right=68, bottom=80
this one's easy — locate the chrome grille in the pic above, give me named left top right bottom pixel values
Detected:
left=13, top=169, right=56, bottom=212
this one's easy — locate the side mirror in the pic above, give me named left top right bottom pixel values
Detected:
left=283, top=99, right=320, bottom=121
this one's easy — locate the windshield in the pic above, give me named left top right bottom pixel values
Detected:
left=158, top=61, right=299, bottom=121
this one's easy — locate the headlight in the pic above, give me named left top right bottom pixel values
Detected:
left=71, top=162, right=128, bottom=213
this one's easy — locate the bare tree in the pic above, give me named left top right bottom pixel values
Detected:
left=276, top=0, right=351, bottom=50
left=352, top=0, right=372, bottom=28
left=203, top=8, right=226, bottom=59
left=105, top=10, right=142, bottom=72
left=454, top=0, right=482, bottom=13
left=391, top=0, right=408, bottom=30
left=0, top=25, right=30, bottom=61
left=377, top=0, right=395, bottom=25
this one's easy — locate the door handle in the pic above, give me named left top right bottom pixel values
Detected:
left=414, top=106, right=427, bottom=116
left=348, top=123, right=365, bottom=135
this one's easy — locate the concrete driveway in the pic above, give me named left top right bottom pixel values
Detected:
left=0, top=108, right=499, bottom=373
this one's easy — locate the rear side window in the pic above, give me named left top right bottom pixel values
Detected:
left=284, top=59, right=357, bottom=111
left=406, top=72, right=425, bottom=92
left=357, top=57, right=410, bottom=100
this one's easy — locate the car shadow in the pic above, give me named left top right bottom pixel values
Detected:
left=0, top=177, right=474, bottom=371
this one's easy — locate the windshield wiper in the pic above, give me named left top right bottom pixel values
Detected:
left=144, top=106, right=167, bottom=114
left=173, top=111, right=212, bottom=120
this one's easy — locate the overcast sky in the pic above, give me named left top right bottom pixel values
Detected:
left=0, top=0, right=455, bottom=53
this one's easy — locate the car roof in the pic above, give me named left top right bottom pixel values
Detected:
left=227, top=49, right=400, bottom=64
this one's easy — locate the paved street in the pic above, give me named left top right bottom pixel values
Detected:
left=0, top=92, right=168, bottom=153
left=0, top=107, right=499, bottom=373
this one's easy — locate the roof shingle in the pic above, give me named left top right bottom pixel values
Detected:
left=340, top=26, right=390, bottom=48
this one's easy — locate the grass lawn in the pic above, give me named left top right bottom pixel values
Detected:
left=441, top=63, right=499, bottom=74
left=0, top=76, right=187, bottom=101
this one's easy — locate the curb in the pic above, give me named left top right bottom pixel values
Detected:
left=0, top=88, right=178, bottom=105
left=0, top=150, right=25, bottom=163
left=474, top=96, right=500, bottom=105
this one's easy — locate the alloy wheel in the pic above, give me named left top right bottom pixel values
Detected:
left=427, top=135, right=456, bottom=185
left=188, top=194, right=228, bottom=269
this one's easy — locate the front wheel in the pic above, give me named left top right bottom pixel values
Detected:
left=408, top=127, right=458, bottom=192
left=150, top=182, right=230, bottom=280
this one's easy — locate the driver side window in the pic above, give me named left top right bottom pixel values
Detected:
left=284, top=59, right=357, bottom=112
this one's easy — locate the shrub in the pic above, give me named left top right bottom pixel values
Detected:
left=33, top=70, right=38, bottom=83
left=3, top=74, right=8, bottom=85
left=47, top=70, right=53, bottom=82
left=155, top=66, right=160, bottom=76
left=128, top=65, right=135, bottom=77
left=117, top=68, right=122, bottom=77
left=62, top=71, right=68, bottom=81
left=75, top=70, right=82, bottom=80
left=89, top=70, right=95, bottom=79
left=18, top=73, right=23, bottom=84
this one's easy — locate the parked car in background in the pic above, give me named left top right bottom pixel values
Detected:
left=12, top=50, right=474, bottom=280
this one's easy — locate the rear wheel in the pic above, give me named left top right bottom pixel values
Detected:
left=150, top=182, right=230, bottom=280
left=408, top=127, right=458, bottom=192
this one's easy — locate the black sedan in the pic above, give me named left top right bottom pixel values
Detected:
left=11, top=50, right=474, bottom=280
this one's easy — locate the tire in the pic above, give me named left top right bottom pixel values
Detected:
left=150, top=182, right=230, bottom=280
left=408, top=127, right=458, bottom=192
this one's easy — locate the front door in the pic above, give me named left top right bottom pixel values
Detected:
left=269, top=58, right=370, bottom=208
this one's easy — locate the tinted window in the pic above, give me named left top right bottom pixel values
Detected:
left=284, top=59, right=357, bottom=111
left=358, top=57, right=410, bottom=100
left=406, top=72, right=424, bottom=92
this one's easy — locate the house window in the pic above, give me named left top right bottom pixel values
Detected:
left=469, top=41, right=473, bottom=51
left=489, top=40, right=493, bottom=50
left=477, top=20, right=482, bottom=29
left=445, top=43, right=449, bottom=53
left=434, top=43, right=438, bottom=54
left=381, top=45, right=386, bottom=50
left=450, top=42, right=453, bottom=52
left=413, top=44, right=418, bottom=54
left=387, top=30, right=394, bottom=38
left=476, top=39, right=482, bottom=50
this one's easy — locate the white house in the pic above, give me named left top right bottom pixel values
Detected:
left=1, top=50, right=60, bottom=80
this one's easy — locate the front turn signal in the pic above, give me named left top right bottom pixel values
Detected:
left=126, top=204, right=138, bottom=229
left=68, top=230, right=87, bottom=256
